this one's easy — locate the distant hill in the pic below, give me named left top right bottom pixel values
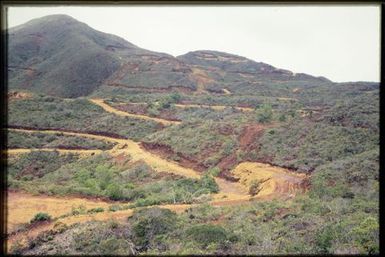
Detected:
left=8, top=14, right=365, bottom=98
left=8, top=15, right=195, bottom=97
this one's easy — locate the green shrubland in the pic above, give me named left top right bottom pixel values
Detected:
left=8, top=81, right=379, bottom=255
left=8, top=95, right=160, bottom=140
left=8, top=130, right=115, bottom=150
left=8, top=152, right=218, bottom=205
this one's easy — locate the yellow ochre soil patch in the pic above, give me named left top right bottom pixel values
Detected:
left=6, top=207, right=135, bottom=252
left=222, top=88, right=232, bottom=95
left=276, top=97, right=298, bottom=102
left=232, top=162, right=308, bottom=198
left=7, top=191, right=118, bottom=234
left=190, top=67, right=214, bottom=94
left=6, top=148, right=102, bottom=157
left=6, top=194, right=252, bottom=251
left=7, top=190, right=260, bottom=252
left=90, top=98, right=180, bottom=125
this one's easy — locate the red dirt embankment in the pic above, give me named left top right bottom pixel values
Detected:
left=239, top=124, right=266, bottom=151
left=115, top=102, right=148, bottom=115
left=216, top=124, right=268, bottom=181
left=140, top=142, right=207, bottom=172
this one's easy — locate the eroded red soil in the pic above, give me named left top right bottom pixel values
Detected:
left=140, top=142, right=207, bottom=172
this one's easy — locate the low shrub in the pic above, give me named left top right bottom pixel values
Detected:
left=87, top=207, right=104, bottom=214
left=30, top=212, right=51, bottom=223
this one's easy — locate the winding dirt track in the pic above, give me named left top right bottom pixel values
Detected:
left=6, top=191, right=253, bottom=251
left=6, top=128, right=306, bottom=198
left=6, top=148, right=103, bottom=157
left=174, top=103, right=253, bottom=112
left=7, top=128, right=227, bottom=183
left=119, top=101, right=253, bottom=112
left=6, top=126, right=307, bottom=251
left=113, top=101, right=253, bottom=112
left=90, top=98, right=180, bottom=125
left=7, top=192, right=118, bottom=233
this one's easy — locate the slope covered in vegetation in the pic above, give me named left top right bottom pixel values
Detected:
left=6, top=14, right=379, bottom=255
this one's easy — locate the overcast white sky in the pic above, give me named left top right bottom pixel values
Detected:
left=7, top=5, right=380, bottom=82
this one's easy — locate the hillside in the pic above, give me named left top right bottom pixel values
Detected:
left=9, top=14, right=337, bottom=98
left=5, top=14, right=379, bottom=255
left=8, top=15, right=195, bottom=97
left=178, top=50, right=330, bottom=84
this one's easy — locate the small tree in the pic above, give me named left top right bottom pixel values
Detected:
left=106, top=184, right=123, bottom=200
left=170, top=92, right=181, bottom=103
left=160, top=100, right=171, bottom=109
left=288, top=109, right=296, bottom=118
left=200, top=174, right=219, bottom=193
left=130, top=207, right=177, bottom=250
left=278, top=113, right=287, bottom=122
left=249, top=178, right=269, bottom=196
left=257, top=104, right=273, bottom=123
left=186, top=224, right=228, bottom=248
left=208, top=167, right=221, bottom=177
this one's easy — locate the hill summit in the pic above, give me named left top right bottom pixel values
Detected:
left=9, top=14, right=330, bottom=98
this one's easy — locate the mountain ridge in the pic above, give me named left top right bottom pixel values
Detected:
left=8, top=14, right=363, bottom=98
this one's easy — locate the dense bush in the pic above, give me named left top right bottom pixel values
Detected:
left=256, top=104, right=273, bottom=123
left=72, top=222, right=135, bottom=255
left=256, top=119, right=378, bottom=172
left=317, top=93, right=379, bottom=132
left=130, top=207, right=177, bottom=251
left=186, top=224, right=228, bottom=248
left=310, top=149, right=379, bottom=200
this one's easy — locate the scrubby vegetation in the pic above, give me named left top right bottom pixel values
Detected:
left=143, top=120, right=243, bottom=170
left=16, top=188, right=379, bottom=255
left=8, top=130, right=115, bottom=150
left=253, top=119, right=378, bottom=172
left=8, top=152, right=218, bottom=205
left=8, top=151, right=80, bottom=188
left=8, top=84, right=379, bottom=255
left=8, top=95, right=160, bottom=140
left=7, top=14, right=379, bottom=255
